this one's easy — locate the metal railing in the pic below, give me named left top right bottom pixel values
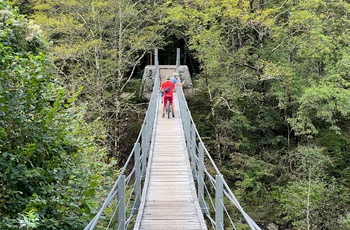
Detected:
left=84, top=49, right=160, bottom=230
left=85, top=48, right=261, bottom=230
left=176, top=65, right=261, bottom=229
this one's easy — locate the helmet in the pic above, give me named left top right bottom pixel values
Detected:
left=173, top=72, right=179, bottom=76
left=166, top=74, right=171, bottom=80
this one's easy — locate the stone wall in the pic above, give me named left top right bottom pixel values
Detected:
left=142, top=65, right=193, bottom=97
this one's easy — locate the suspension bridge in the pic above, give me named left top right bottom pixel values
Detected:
left=85, top=49, right=261, bottom=230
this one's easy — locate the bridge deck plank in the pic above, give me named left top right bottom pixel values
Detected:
left=134, top=70, right=207, bottom=230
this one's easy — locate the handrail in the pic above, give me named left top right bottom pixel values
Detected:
left=85, top=48, right=261, bottom=230
left=176, top=77, right=261, bottom=229
left=175, top=46, right=261, bottom=229
left=84, top=49, right=160, bottom=230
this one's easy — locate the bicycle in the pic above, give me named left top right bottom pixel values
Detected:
left=165, top=97, right=171, bottom=119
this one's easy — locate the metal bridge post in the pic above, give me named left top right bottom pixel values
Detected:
left=118, top=175, right=126, bottom=230
left=215, top=174, right=224, bottom=230
left=141, top=124, right=147, bottom=179
left=184, top=110, right=190, bottom=148
left=145, top=114, right=151, bottom=154
left=198, top=142, right=209, bottom=214
left=132, top=143, right=141, bottom=214
left=190, top=123, right=197, bottom=179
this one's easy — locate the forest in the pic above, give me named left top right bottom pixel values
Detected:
left=1, top=0, right=350, bottom=229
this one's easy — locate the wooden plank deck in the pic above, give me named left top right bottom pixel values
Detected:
left=134, top=69, right=207, bottom=230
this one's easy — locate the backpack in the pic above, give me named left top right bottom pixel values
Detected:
left=164, top=86, right=170, bottom=93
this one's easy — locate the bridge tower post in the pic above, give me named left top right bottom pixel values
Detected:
left=190, top=124, right=197, bottom=178
left=141, top=125, right=147, bottom=179
left=176, top=48, right=180, bottom=73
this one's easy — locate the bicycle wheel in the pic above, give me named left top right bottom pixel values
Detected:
left=166, top=98, right=171, bottom=119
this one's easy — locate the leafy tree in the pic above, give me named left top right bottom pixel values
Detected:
left=273, top=145, right=349, bottom=229
left=0, top=1, right=112, bottom=228
left=30, top=0, right=165, bottom=164
left=163, top=0, right=350, bottom=228
left=8, top=0, right=350, bottom=228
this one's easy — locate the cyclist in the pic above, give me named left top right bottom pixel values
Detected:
left=160, top=75, right=175, bottom=117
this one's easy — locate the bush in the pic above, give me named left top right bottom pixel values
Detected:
left=0, top=1, right=112, bottom=229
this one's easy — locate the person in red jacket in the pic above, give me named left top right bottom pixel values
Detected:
left=160, top=75, right=175, bottom=117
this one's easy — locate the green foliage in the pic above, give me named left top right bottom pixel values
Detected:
left=271, top=145, right=349, bottom=229
left=0, top=1, right=113, bottom=229
left=317, top=129, right=350, bottom=187
left=338, top=213, right=350, bottom=230
left=18, top=209, right=39, bottom=229
left=289, top=80, right=350, bottom=136
left=30, top=0, right=165, bottom=161
left=221, top=152, right=277, bottom=221
left=6, top=0, right=350, bottom=228
left=166, top=0, right=350, bottom=228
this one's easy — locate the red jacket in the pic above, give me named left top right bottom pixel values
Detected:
left=161, top=80, right=175, bottom=96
